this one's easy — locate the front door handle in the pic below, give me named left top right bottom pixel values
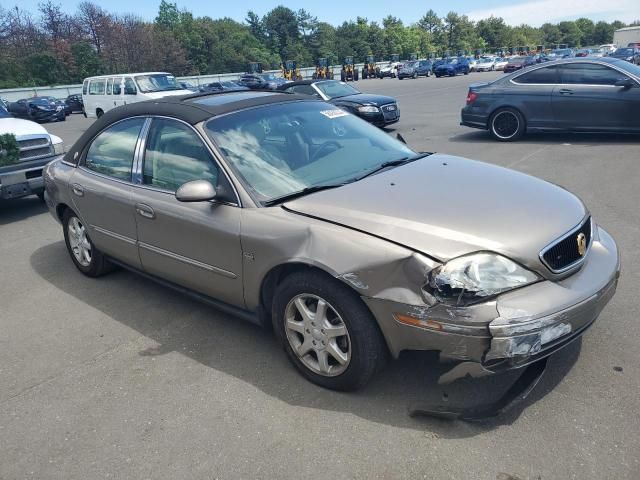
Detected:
left=135, top=203, right=155, bottom=219
left=72, top=183, right=84, bottom=197
left=558, top=88, right=574, bottom=95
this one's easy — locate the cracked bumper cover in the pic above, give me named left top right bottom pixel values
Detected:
left=363, top=226, right=620, bottom=372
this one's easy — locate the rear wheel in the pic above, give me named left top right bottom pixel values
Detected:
left=62, top=209, right=114, bottom=277
left=489, top=107, right=526, bottom=142
left=354, top=70, right=359, bottom=81
left=340, top=71, right=346, bottom=82
left=96, top=108, right=104, bottom=118
left=273, top=270, right=387, bottom=391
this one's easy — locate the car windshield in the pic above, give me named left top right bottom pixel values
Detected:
left=205, top=101, right=415, bottom=204
left=554, top=49, right=570, bottom=55
left=260, top=74, right=277, bottom=81
left=478, top=58, right=493, bottom=63
left=508, top=57, right=523, bottom=63
left=313, top=81, right=359, bottom=99
left=615, top=48, right=633, bottom=55
left=618, top=61, right=640, bottom=77
left=134, top=74, right=181, bottom=93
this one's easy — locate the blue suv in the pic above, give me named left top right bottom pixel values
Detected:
left=434, top=57, right=470, bottom=77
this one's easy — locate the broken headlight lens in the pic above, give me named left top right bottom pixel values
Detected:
left=426, top=253, right=540, bottom=306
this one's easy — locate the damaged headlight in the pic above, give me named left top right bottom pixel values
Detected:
left=426, top=253, right=540, bottom=306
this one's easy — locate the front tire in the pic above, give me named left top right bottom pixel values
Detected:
left=489, top=107, right=526, bottom=142
left=272, top=270, right=387, bottom=391
left=62, top=209, right=114, bottom=277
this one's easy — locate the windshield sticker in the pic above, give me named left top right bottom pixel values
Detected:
left=320, top=109, right=349, bottom=119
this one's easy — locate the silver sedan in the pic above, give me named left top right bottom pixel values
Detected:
left=44, top=91, right=619, bottom=393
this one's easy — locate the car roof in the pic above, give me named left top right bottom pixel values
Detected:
left=64, top=90, right=313, bottom=165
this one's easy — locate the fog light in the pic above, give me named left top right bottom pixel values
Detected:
left=393, top=313, right=443, bottom=331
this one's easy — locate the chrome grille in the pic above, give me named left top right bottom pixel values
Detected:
left=541, top=217, right=592, bottom=273
left=18, top=138, right=49, bottom=149
left=382, top=103, right=399, bottom=120
left=18, top=136, right=53, bottom=161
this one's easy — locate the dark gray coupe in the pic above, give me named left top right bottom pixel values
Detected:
left=461, top=58, right=640, bottom=141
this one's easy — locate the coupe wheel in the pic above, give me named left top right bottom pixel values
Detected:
left=62, top=209, right=113, bottom=277
left=273, top=270, right=387, bottom=391
left=490, top=107, right=526, bottom=142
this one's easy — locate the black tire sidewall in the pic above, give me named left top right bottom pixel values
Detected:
left=272, top=271, right=386, bottom=391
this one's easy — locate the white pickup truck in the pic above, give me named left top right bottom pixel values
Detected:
left=0, top=105, right=64, bottom=201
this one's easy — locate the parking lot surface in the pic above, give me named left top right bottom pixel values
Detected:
left=2, top=72, right=639, bottom=479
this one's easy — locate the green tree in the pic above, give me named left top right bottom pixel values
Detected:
left=70, top=41, right=101, bottom=80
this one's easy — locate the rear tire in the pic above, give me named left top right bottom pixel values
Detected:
left=96, top=109, right=104, bottom=118
left=489, top=107, right=526, bottom=142
left=62, top=209, right=114, bottom=277
left=272, top=270, right=387, bottom=391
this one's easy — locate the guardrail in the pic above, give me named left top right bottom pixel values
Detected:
left=0, top=62, right=391, bottom=102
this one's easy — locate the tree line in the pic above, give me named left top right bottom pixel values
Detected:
left=0, top=1, right=636, bottom=88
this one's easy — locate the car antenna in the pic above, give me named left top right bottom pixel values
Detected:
left=396, top=133, right=407, bottom=144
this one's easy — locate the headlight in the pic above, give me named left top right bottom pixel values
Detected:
left=425, top=253, right=540, bottom=306
left=52, top=141, right=65, bottom=155
left=358, top=105, right=379, bottom=113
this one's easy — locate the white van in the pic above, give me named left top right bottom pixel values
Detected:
left=82, top=72, right=193, bottom=119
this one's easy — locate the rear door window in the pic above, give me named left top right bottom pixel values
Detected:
left=106, top=78, right=113, bottom=95
left=112, top=77, right=122, bottom=95
left=89, top=79, right=105, bottom=95
left=84, top=118, right=145, bottom=181
left=513, top=65, right=560, bottom=84
left=559, top=63, right=629, bottom=85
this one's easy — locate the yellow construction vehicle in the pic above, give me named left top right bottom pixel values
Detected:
left=281, top=60, right=302, bottom=81
left=340, top=56, right=358, bottom=82
left=312, top=58, right=333, bottom=79
left=361, top=55, right=378, bottom=79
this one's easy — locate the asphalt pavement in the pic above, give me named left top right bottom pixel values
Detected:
left=1, top=71, right=639, bottom=479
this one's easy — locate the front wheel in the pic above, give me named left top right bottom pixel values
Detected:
left=273, top=271, right=387, bottom=391
left=489, top=107, right=526, bottom=142
left=62, top=209, right=114, bottom=277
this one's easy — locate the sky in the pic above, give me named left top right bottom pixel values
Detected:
left=5, top=0, right=639, bottom=27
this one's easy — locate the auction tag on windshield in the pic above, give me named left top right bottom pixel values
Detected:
left=320, top=109, right=349, bottom=119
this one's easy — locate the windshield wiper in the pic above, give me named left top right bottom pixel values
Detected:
left=263, top=184, right=345, bottom=207
left=354, top=152, right=433, bottom=181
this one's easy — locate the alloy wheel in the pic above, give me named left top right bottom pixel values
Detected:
left=492, top=111, right=520, bottom=140
left=284, top=294, right=351, bottom=377
left=68, top=217, right=92, bottom=267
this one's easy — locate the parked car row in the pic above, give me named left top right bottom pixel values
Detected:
left=3, top=94, right=84, bottom=123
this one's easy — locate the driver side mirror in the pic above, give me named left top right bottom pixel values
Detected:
left=175, top=180, right=217, bottom=202
left=615, top=78, right=635, bottom=89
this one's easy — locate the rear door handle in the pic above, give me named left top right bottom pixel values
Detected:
left=72, top=184, right=84, bottom=197
left=558, top=88, right=574, bottom=95
left=135, top=203, right=155, bottom=219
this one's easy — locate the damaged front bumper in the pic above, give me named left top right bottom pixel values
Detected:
left=363, top=226, right=620, bottom=374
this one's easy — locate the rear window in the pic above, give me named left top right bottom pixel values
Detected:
left=89, top=79, right=105, bottom=95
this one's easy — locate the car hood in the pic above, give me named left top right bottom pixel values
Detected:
left=0, top=117, right=48, bottom=136
left=283, top=154, right=586, bottom=274
left=333, top=93, right=395, bottom=106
